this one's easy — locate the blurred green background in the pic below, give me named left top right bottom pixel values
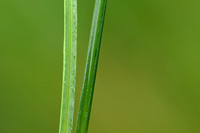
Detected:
left=1, top=0, right=200, bottom=132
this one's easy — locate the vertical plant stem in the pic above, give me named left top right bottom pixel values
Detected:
left=75, top=0, right=107, bottom=133
left=59, top=0, right=77, bottom=132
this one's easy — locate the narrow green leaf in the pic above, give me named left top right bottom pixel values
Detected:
left=75, top=0, right=107, bottom=133
left=59, top=0, right=77, bottom=133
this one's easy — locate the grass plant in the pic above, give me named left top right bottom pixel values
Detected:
left=59, top=0, right=107, bottom=133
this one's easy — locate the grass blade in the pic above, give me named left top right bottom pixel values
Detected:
left=59, top=0, right=77, bottom=133
left=75, top=0, right=107, bottom=133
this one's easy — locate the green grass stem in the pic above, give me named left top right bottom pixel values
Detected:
left=75, top=0, right=107, bottom=133
left=59, top=0, right=77, bottom=133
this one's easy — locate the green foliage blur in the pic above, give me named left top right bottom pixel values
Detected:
left=1, top=0, right=200, bottom=132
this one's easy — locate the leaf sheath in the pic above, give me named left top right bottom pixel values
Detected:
left=59, top=0, right=77, bottom=133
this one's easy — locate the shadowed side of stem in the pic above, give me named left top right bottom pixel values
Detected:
left=59, top=0, right=77, bottom=133
left=75, top=0, right=107, bottom=133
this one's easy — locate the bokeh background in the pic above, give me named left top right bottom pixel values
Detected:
left=1, top=0, right=200, bottom=132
